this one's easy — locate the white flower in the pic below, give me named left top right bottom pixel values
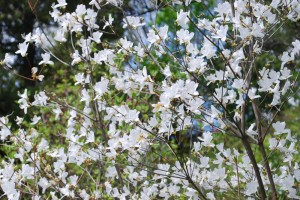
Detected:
left=0, top=124, right=11, bottom=141
left=103, top=14, right=114, bottom=29
left=53, top=107, right=62, bottom=120
left=89, top=0, right=101, bottom=9
left=22, top=32, right=33, bottom=43
left=248, top=88, right=260, bottom=100
left=123, top=16, right=145, bottom=29
left=86, top=131, right=95, bottom=143
left=90, top=31, right=103, bottom=43
left=212, top=25, right=228, bottom=41
left=158, top=25, right=168, bottom=40
left=1, top=181, right=18, bottom=197
left=207, top=192, right=216, bottom=200
left=15, top=41, right=29, bottom=57
left=75, top=4, right=87, bottom=16
left=163, top=65, right=172, bottom=77
left=176, top=10, right=189, bottom=29
left=272, top=121, right=290, bottom=135
left=154, top=164, right=170, bottom=175
left=71, top=50, right=82, bottom=65
left=251, top=23, right=264, bottom=38
left=147, top=29, right=159, bottom=45
left=147, top=25, right=168, bottom=46
left=248, top=87, right=260, bottom=100
left=18, top=89, right=29, bottom=114
left=15, top=116, right=23, bottom=125
left=269, top=138, right=278, bottom=150
left=37, top=138, right=49, bottom=151
left=3, top=53, right=14, bottom=68
left=31, top=115, right=41, bottom=125
left=245, top=181, right=258, bottom=195
left=292, top=39, right=300, bottom=56
left=200, top=157, right=210, bottom=168
left=38, top=178, right=50, bottom=193
left=199, top=131, right=215, bottom=147
left=281, top=52, right=294, bottom=68
left=80, top=189, right=90, bottom=200
left=246, top=123, right=258, bottom=140
left=119, top=37, right=133, bottom=52
left=21, top=164, right=34, bottom=179
left=188, top=57, right=206, bottom=72
left=214, top=2, right=231, bottom=17
left=75, top=73, right=85, bottom=85
left=280, top=67, right=291, bottom=80
left=39, top=53, right=54, bottom=65
left=54, top=30, right=66, bottom=42
left=54, top=0, right=67, bottom=8
left=201, top=39, right=216, bottom=59
left=133, top=43, right=145, bottom=57
left=93, top=49, right=113, bottom=64
left=69, top=175, right=78, bottom=186
left=32, top=91, right=48, bottom=106
left=176, top=29, right=194, bottom=44
left=32, top=67, right=38, bottom=75
left=270, top=0, right=281, bottom=8
left=168, top=184, right=180, bottom=196
left=80, top=88, right=90, bottom=102
left=37, top=75, right=45, bottom=81
left=94, top=78, right=109, bottom=99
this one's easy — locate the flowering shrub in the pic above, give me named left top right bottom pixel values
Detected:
left=1, top=0, right=300, bottom=199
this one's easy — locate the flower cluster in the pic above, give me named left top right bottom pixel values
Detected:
left=1, top=0, right=300, bottom=199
